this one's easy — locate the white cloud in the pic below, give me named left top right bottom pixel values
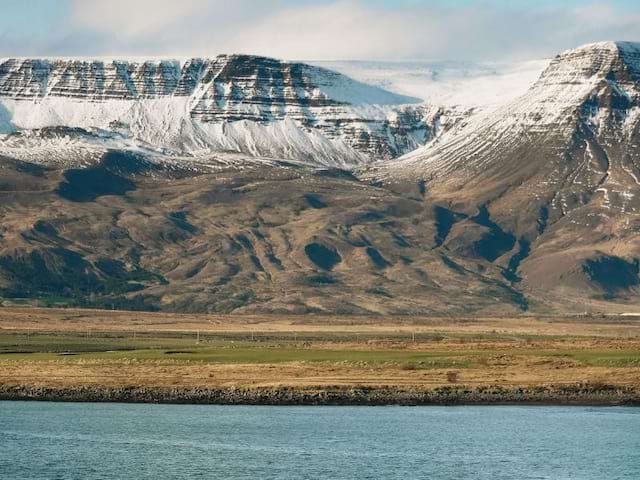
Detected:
left=222, top=1, right=640, bottom=61
left=2, top=1, right=639, bottom=61
left=71, top=0, right=212, bottom=37
left=228, top=1, right=422, bottom=60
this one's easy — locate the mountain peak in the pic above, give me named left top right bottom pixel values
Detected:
left=538, top=41, right=640, bottom=86
left=382, top=38, right=640, bottom=212
left=560, top=40, right=640, bottom=55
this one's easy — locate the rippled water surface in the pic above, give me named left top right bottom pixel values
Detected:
left=0, top=402, right=638, bottom=479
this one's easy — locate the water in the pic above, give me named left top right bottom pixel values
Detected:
left=0, top=403, right=638, bottom=479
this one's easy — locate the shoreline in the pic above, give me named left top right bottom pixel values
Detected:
left=1, top=384, right=638, bottom=406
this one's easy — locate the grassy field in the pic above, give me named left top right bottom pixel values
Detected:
left=0, top=307, right=639, bottom=390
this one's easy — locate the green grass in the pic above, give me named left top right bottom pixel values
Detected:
left=0, top=344, right=471, bottom=368
left=0, top=333, right=638, bottom=369
left=569, top=350, right=640, bottom=368
left=0, top=333, right=204, bottom=354
left=0, top=329, right=592, bottom=354
left=0, top=332, right=471, bottom=366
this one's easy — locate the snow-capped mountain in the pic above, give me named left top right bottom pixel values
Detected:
left=0, top=55, right=453, bottom=167
left=373, top=41, right=640, bottom=303
left=2, top=42, right=640, bottom=314
left=387, top=42, right=640, bottom=213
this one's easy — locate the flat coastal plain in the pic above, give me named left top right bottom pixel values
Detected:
left=0, top=308, right=639, bottom=405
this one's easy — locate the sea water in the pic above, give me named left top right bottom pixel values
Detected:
left=0, top=402, right=638, bottom=479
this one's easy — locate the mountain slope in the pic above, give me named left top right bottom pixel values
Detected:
left=0, top=55, right=450, bottom=167
left=374, top=41, right=640, bottom=305
left=0, top=153, right=528, bottom=315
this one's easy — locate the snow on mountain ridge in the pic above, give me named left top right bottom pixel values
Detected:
left=559, top=40, right=640, bottom=57
left=393, top=41, right=640, bottom=173
left=314, top=59, right=550, bottom=109
left=0, top=55, right=422, bottom=107
left=0, top=54, right=441, bottom=168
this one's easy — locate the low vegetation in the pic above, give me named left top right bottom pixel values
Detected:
left=0, top=308, right=638, bottom=393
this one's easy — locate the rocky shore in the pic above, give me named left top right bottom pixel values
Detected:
left=1, top=384, right=638, bottom=406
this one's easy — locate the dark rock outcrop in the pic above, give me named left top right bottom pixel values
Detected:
left=0, top=384, right=636, bottom=406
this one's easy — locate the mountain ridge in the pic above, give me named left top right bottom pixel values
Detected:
left=0, top=54, right=446, bottom=167
left=0, top=54, right=421, bottom=104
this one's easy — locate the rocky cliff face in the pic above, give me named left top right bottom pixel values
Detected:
left=0, top=55, right=448, bottom=166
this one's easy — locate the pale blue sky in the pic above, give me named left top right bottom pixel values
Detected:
left=0, top=1, right=68, bottom=34
left=0, top=0, right=638, bottom=60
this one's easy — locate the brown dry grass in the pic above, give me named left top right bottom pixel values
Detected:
left=0, top=307, right=639, bottom=391
left=1, top=306, right=639, bottom=336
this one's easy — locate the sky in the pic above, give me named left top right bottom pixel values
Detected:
left=0, top=0, right=639, bottom=61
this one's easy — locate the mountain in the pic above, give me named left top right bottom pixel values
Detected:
left=0, top=42, right=639, bottom=315
left=0, top=55, right=453, bottom=168
left=373, top=41, right=640, bottom=307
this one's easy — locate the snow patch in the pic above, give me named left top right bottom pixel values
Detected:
left=314, top=59, right=549, bottom=109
